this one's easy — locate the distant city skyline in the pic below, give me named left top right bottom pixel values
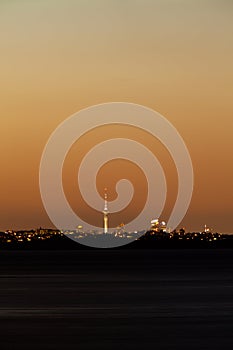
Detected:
left=0, top=1, right=233, bottom=233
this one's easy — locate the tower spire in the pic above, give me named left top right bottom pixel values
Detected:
left=104, top=188, right=108, bottom=212
left=103, top=188, right=109, bottom=234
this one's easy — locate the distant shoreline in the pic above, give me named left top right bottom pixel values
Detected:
left=0, top=228, right=233, bottom=250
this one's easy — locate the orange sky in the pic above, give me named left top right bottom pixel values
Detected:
left=0, top=0, right=233, bottom=232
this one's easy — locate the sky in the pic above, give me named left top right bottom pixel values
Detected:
left=0, top=0, right=233, bottom=233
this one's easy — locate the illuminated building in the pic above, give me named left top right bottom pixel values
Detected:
left=150, top=219, right=167, bottom=232
left=150, top=219, right=159, bottom=231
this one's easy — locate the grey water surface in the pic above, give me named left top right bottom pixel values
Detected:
left=0, top=249, right=232, bottom=349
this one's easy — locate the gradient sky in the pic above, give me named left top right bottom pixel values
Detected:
left=0, top=0, right=233, bottom=233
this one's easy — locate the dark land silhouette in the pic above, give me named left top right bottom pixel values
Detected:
left=0, top=228, right=232, bottom=249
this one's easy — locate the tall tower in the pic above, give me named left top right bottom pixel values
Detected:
left=103, top=188, right=109, bottom=234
